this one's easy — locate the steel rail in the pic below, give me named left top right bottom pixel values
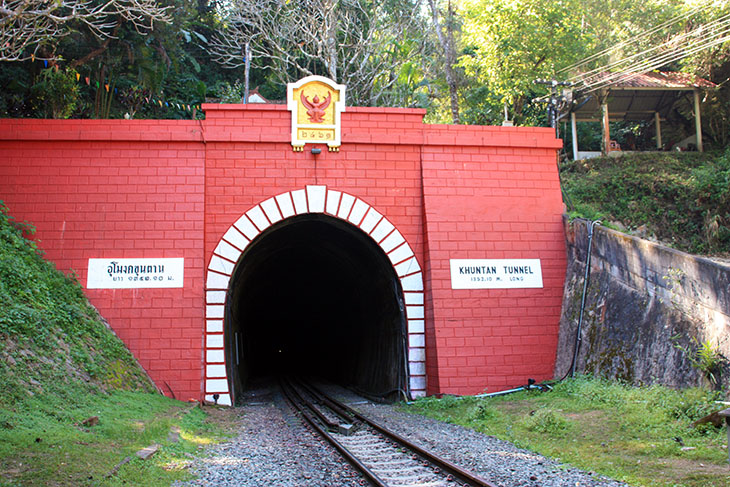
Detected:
left=306, top=381, right=499, bottom=487
left=279, top=379, right=388, bottom=487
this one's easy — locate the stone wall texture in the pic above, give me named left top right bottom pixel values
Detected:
left=555, top=218, right=730, bottom=390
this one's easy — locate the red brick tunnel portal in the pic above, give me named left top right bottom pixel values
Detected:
left=225, top=214, right=409, bottom=403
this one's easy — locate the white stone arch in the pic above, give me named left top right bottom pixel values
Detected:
left=204, top=185, right=426, bottom=406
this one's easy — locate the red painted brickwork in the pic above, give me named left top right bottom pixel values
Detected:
left=0, top=105, right=566, bottom=399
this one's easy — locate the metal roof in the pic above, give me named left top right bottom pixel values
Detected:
left=577, top=71, right=716, bottom=91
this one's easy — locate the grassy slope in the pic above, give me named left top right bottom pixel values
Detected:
left=560, top=150, right=730, bottom=256
left=0, top=204, right=224, bottom=486
left=406, top=378, right=729, bottom=487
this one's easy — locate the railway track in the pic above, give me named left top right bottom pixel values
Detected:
left=280, top=378, right=499, bottom=487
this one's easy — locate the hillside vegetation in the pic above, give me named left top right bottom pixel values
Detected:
left=560, top=150, right=730, bottom=257
left=0, top=203, right=223, bottom=486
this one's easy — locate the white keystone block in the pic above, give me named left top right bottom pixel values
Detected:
left=408, top=319, right=425, bottom=334
left=411, top=389, right=426, bottom=398
left=208, top=255, right=235, bottom=276
left=409, top=362, right=426, bottom=376
left=206, top=271, right=230, bottom=290
left=215, top=240, right=242, bottom=262
left=261, top=197, right=283, bottom=224
left=206, top=364, right=227, bottom=378
left=207, top=349, right=225, bottom=363
left=205, top=393, right=231, bottom=406
left=247, top=205, right=270, bottom=232
left=404, top=292, right=424, bottom=305
left=292, top=189, right=308, bottom=214
left=388, top=243, right=413, bottom=265
left=381, top=230, right=405, bottom=253
left=223, top=226, right=249, bottom=251
left=407, top=305, right=424, bottom=319
left=276, top=192, right=296, bottom=218
left=206, top=334, right=224, bottom=348
left=409, top=349, right=426, bottom=362
left=233, top=215, right=259, bottom=241
left=371, top=218, right=395, bottom=243
left=360, top=208, right=382, bottom=234
left=410, top=376, right=427, bottom=392
left=348, top=199, right=369, bottom=226
left=205, top=379, right=228, bottom=393
left=307, top=185, right=326, bottom=213
left=206, top=320, right=223, bottom=333
left=326, top=190, right=342, bottom=215
left=401, top=272, right=424, bottom=291
left=395, top=257, right=420, bottom=277
left=337, top=193, right=355, bottom=219
left=206, top=305, right=224, bottom=319
left=206, top=291, right=226, bottom=304
left=409, top=334, right=425, bottom=347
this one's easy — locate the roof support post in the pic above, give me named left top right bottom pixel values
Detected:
left=693, top=89, right=704, bottom=152
left=571, top=112, right=579, bottom=160
left=655, top=112, right=662, bottom=150
left=601, top=91, right=610, bottom=155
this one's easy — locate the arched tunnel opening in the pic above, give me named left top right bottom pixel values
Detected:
left=224, top=214, right=408, bottom=404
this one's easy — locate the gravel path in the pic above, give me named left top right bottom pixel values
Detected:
left=179, top=381, right=630, bottom=487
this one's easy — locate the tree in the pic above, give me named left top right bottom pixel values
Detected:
left=209, top=0, right=428, bottom=106
left=426, top=0, right=460, bottom=123
left=0, top=0, right=172, bottom=62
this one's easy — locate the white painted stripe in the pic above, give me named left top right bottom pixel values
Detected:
left=360, top=208, right=382, bottom=234
left=206, top=364, right=227, bottom=378
left=209, top=255, right=235, bottom=276
left=406, top=305, right=424, bottom=319
left=207, top=349, right=225, bottom=363
left=381, top=230, right=405, bottom=253
left=233, top=215, right=259, bottom=241
left=223, top=226, right=249, bottom=251
left=206, top=305, right=224, bottom=319
left=404, top=292, right=424, bottom=305
left=409, top=349, right=426, bottom=362
left=276, top=192, right=296, bottom=218
left=409, top=362, right=426, bottom=376
left=261, top=197, right=283, bottom=224
left=401, top=272, right=424, bottom=291
left=205, top=393, right=232, bottom=406
left=307, top=185, right=326, bottom=213
left=206, top=291, right=226, bottom=304
left=395, top=257, right=420, bottom=277
left=408, top=334, right=425, bottom=347
left=410, top=376, right=426, bottom=391
left=205, top=379, right=229, bottom=393
left=206, top=334, right=224, bottom=348
left=337, top=193, right=355, bottom=219
left=388, top=243, right=413, bottom=265
left=247, top=205, right=270, bottom=231
left=206, top=320, right=223, bottom=333
left=292, top=189, right=308, bottom=214
left=370, top=218, right=395, bottom=243
left=411, top=389, right=426, bottom=398
left=348, top=199, right=369, bottom=226
left=408, top=319, right=425, bottom=333
left=325, top=190, right=342, bottom=216
left=206, top=271, right=230, bottom=290
left=215, top=240, right=242, bottom=263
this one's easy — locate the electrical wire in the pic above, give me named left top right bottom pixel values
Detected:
left=558, top=3, right=714, bottom=76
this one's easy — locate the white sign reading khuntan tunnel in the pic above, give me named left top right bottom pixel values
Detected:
left=0, top=76, right=567, bottom=405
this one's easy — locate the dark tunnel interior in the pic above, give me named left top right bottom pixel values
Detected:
left=224, top=214, right=408, bottom=404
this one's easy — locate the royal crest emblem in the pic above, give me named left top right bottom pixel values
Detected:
left=287, top=76, right=346, bottom=152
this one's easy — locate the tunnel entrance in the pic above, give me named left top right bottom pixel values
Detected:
left=225, top=213, right=408, bottom=404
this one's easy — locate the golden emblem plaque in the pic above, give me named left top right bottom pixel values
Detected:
left=287, top=76, right=346, bottom=152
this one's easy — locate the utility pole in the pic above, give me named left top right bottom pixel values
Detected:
left=535, top=79, right=573, bottom=138
left=243, top=41, right=251, bottom=104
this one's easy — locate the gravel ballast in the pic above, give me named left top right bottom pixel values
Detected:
left=179, top=382, right=629, bottom=487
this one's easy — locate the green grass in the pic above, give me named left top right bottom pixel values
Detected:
left=0, top=390, right=226, bottom=486
left=560, top=150, right=730, bottom=256
left=405, top=377, right=730, bottom=487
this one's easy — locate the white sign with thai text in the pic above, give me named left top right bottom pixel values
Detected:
left=87, top=258, right=185, bottom=289
left=450, top=259, right=543, bottom=289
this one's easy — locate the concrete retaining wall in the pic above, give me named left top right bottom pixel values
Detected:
left=555, top=218, right=730, bottom=390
